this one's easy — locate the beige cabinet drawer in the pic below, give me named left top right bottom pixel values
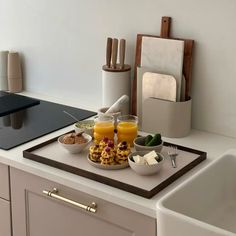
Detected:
left=11, top=167, right=156, bottom=236
left=0, top=197, right=11, bottom=236
left=0, top=163, right=9, bottom=200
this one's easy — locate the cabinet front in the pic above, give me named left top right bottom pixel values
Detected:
left=10, top=167, right=156, bottom=236
left=0, top=163, right=10, bottom=200
left=0, top=198, right=11, bottom=236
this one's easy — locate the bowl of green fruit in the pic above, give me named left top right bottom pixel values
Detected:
left=133, top=134, right=163, bottom=152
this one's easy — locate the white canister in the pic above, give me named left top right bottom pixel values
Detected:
left=8, top=52, right=23, bottom=93
left=102, top=65, right=131, bottom=115
left=0, top=51, right=9, bottom=91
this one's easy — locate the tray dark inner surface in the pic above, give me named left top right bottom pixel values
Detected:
left=23, top=136, right=207, bottom=198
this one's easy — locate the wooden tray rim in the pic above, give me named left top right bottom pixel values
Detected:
left=23, top=132, right=207, bottom=199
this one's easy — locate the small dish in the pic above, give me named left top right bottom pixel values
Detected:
left=58, top=133, right=92, bottom=154
left=133, top=136, right=163, bottom=152
left=74, top=120, right=95, bottom=137
left=87, top=154, right=129, bottom=170
left=98, top=107, right=121, bottom=127
left=128, top=151, right=164, bottom=176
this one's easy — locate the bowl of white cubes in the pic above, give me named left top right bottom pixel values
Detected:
left=128, top=150, right=164, bottom=176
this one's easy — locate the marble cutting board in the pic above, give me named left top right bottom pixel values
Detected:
left=141, top=37, right=184, bottom=102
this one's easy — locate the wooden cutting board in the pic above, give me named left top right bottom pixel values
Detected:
left=131, top=16, right=194, bottom=115
left=141, top=36, right=184, bottom=102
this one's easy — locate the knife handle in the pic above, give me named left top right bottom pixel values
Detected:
left=111, top=38, right=118, bottom=69
left=119, top=39, right=126, bottom=69
left=106, top=37, right=112, bottom=68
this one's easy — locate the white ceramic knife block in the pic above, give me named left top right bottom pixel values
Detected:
left=102, top=66, right=131, bottom=115
left=142, top=98, right=192, bottom=138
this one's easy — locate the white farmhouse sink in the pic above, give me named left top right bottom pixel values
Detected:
left=156, top=149, right=236, bottom=236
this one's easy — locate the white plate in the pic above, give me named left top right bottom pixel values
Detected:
left=87, top=154, right=129, bottom=170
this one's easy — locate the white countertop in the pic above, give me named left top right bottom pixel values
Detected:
left=1, top=91, right=236, bottom=218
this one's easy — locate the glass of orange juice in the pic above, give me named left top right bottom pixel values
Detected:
left=94, top=115, right=115, bottom=143
left=117, top=115, right=138, bottom=146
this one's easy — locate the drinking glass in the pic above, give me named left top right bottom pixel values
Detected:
left=117, top=115, right=138, bottom=146
left=93, top=114, right=114, bottom=143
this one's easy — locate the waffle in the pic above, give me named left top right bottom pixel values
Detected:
left=100, top=146, right=116, bottom=165
left=115, top=141, right=131, bottom=164
left=89, top=144, right=102, bottom=162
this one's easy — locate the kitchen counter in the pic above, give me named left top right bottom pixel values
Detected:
left=1, top=91, right=236, bottom=218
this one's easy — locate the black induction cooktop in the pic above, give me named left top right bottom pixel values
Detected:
left=0, top=91, right=97, bottom=150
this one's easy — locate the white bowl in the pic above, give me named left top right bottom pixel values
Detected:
left=128, top=151, right=164, bottom=176
left=133, top=136, right=163, bottom=152
left=74, top=120, right=95, bottom=137
left=58, top=133, right=92, bottom=154
left=98, top=107, right=121, bottom=127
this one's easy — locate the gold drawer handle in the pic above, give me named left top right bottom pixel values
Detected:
left=43, top=188, right=97, bottom=213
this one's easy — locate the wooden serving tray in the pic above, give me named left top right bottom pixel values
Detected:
left=23, top=134, right=206, bottom=198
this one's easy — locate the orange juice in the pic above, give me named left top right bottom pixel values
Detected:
left=117, top=115, right=138, bottom=146
left=94, top=115, right=114, bottom=143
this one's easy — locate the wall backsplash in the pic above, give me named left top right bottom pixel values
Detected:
left=0, top=0, right=236, bottom=138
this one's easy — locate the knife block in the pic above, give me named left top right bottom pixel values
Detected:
left=142, top=98, right=192, bottom=138
left=102, top=65, right=131, bottom=115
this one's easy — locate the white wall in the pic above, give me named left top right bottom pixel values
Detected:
left=0, top=0, right=236, bottom=138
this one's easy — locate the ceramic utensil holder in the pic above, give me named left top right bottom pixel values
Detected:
left=8, top=52, right=22, bottom=93
left=0, top=51, right=9, bottom=91
left=102, top=66, right=131, bottom=115
left=142, top=98, right=192, bottom=138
